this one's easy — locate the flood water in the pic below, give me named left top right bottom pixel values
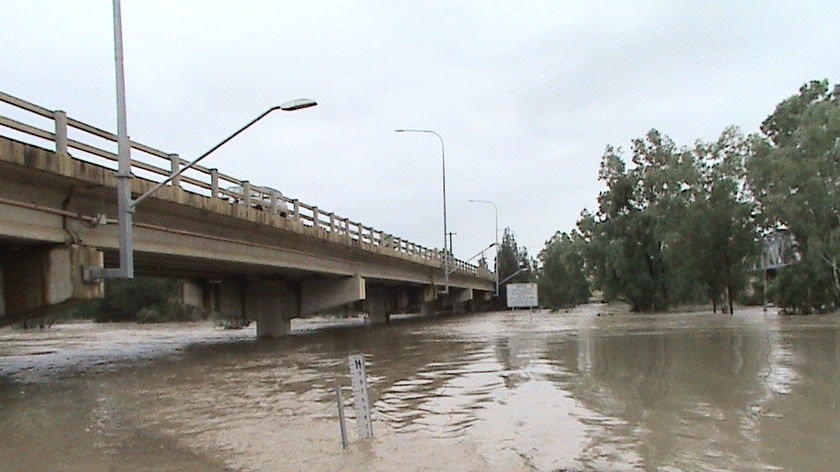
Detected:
left=1, top=305, right=839, bottom=471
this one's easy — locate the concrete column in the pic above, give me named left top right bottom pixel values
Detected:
left=366, top=286, right=389, bottom=324
left=1, top=245, right=103, bottom=326
left=242, top=181, right=251, bottom=206
left=418, top=284, right=437, bottom=316
left=248, top=281, right=291, bottom=338
left=395, top=286, right=410, bottom=312
left=181, top=280, right=204, bottom=308
left=169, top=153, right=181, bottom=188
left=54, top=110, right=68, bottom=155
left=218, top=282, right=244, bottom=318
left=210, top=168, right=219, bottom=198
left=420, top=300, right=436, bottom=317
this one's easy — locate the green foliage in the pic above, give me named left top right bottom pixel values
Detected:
left=569, top=79, right=837, bottom=314
left=579, top=128, right=759, bottom=312
left=673, top=129, right=759, bottom=313
left=497, top=228, right=535, bottom=306
left=770, top=260, right=838, bottom=314
left=95, top=278, right=202, bottom=323
left=537, top=231, right=590, bottom=308
left=746, top=79, right=840, bottom=312
left=580, top=132, right=685, bottom=311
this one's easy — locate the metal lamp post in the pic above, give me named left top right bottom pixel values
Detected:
left=395, top=129, right=449, bottom=293
left=102, top=0, right=316, bottom=280
left=468, top=199, right=499, bottom=297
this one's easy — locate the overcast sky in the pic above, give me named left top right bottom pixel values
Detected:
left=2, top=1, right=839, bottom=264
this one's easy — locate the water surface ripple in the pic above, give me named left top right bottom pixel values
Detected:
left=1, top=306, right=839, bottom=471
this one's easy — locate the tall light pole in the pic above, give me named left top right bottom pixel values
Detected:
left=469, top=199, right=499, bottom=297
left=112, top=0, right=132, bottom=278
left=100, top=0, right=316, bottom=280
left=395, top=129, right=449, bottom=293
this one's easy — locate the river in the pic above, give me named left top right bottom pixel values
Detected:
left=1, top=305, right=838, bottom=471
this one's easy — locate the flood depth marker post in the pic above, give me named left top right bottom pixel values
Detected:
left=348, top=353, right=373, bottom=439
left=334, top=385, right=348, bottom=449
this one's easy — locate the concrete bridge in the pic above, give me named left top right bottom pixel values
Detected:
left=0, top=91, right=494, bottom=336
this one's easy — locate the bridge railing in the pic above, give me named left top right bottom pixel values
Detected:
left=0, top=90, right=483, bottom=276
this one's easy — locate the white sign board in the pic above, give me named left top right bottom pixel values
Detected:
left=348, top=353, right=373, bottom=438
left=506, top=283, right=538, bottom=308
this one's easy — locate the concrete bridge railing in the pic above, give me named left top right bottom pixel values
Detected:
left=0, top=91, right=479, bottom=276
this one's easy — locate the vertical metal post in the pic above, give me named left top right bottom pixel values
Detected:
left=54, top=110, right=68, bottom=154
left=762, top=252, right=768, bottom=312
left=335, top=385, right=348, bottom=449
left=439, top=135, right=448, bottom=293
left=113, top=0, right=133, bottom=278
left=396, top=129, right=448, bottom=292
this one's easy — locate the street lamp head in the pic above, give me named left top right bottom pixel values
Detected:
left=280, top=98, right=318, bottom=111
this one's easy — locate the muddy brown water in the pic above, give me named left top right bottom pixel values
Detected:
left=1, top=306, right=838, bottom=471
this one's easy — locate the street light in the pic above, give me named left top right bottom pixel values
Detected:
left=468, top=199, right=499, bottom=297
left=100, top=0, right=316, bottom=280
left=395, top=128, right=449, bottom=293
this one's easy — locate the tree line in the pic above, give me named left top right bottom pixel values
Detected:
left=498, top=79, right=839, bottom=314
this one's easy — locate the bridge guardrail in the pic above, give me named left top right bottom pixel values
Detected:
left=0, top=90, right=483, bottom=277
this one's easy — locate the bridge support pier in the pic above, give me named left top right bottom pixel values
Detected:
left=419, top=284, right=438, bottom=317
left=365, top=286, right=389, bottom=324
left=420, top=301, right=436, bottom=317
left=451, top=288, right=474, bottom=314
left=0, top=245, right=103, bottom=327
left=249, top=281, right=292, bottom=339
left=216, top=280, right=294, bottom=337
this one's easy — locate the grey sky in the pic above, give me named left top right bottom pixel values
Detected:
left=2, top=1, right=838, bottom=263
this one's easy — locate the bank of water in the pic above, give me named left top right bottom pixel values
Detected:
left=1, top=306, right=838, bottom=471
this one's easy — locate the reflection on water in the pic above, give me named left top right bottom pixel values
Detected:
left=1, top=307, right=839, bottom=471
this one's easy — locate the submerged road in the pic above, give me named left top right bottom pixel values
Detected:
left=1, top=306, right=839, bottom=471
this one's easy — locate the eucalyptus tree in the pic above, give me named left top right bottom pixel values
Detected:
left=582, top=131, right=697, bottom=311
left=676, top=128, right=759, bottom=314
left=747, top=80, right=840, bottom=311
left=537, top=231, right=590, bottom=309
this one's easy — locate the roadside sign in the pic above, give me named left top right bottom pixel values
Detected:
left=506, top=283, right=538, bottom=308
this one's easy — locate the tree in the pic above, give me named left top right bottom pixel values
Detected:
left=497, top=228, right=534, bottom=306
left=674, top=128, right=759, bottom=313
left=538, top=231, right=590, bottom=308
left=579, top=128, right=761, bottom=313
left=747, top=80, right=840, bottom=311
left=582, top=132, right=691, bottom=311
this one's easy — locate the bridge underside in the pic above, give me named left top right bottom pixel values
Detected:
left=0, top=137, right=493, bottom=334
